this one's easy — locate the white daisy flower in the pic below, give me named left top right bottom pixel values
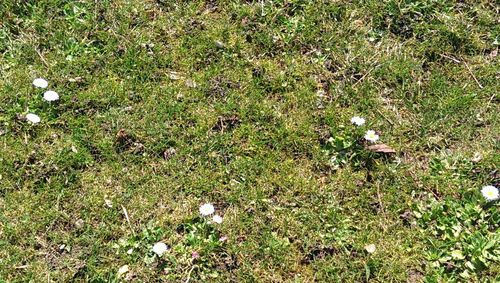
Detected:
left=351, top=116, right=365, bottom=126
left=481, top=185, right=499, bottom=201
left=33, top=78, right=48, bottom=88
left=152, top=242, right=168, bottom=256
left=43, top=90, right=59, bottom=102
left=26, top=113, right=41, bottom=124
left=364, top=130, right=379, bottom=143
left=212, top=214, right=223, bottom=224
left=199, top=203, right=215, bottom=216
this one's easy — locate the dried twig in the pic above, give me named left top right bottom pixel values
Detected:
left=486, top=93, right=496, bottom=107
left=477, top=93, right=497, bottom=118
left=35, top=49, right=50, bottom=67
left=376, top=109, right=394, bottom=126
left=375, top=181, right=388, bottom=233
left=439, top=53, right=460, bottom=63
left=461, top=56, right=483, bottom=89
left=185, top=265, right=197, bottom=283
left=352, top=65, right=379, bottom=88
left=121, top=205, right=135, bottom=235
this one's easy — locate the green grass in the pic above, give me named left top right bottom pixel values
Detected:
left=0, top=0, right=499, bottom=282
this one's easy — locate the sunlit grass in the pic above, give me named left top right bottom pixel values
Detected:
left=0, top=0, right=498, bottom=281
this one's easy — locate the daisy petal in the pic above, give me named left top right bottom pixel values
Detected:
left=33, top=78, right=48, bottom=88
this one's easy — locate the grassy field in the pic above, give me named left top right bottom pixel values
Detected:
left=0, top=0, right=499, bottom=282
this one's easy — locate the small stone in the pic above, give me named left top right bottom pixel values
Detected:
left=215, top=40, right=225, bottom=48
left=117, top=265, right=129, bottom=277
left=75, top=219, right=84, bottom=229
left=163, top=148, right=177, bottom=160
left=364, top=244, right=376, bottom=254
left=185, top=79, right=197, bottom=88
left=104, top=198, right=113, bottom=208
left=471, top=152, right=482, bottom=163
left=68, top=77, right=84, bottom=83
left=490, top=49, right=498, bottom=58
left=168, top=71, right=182, bottom=80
